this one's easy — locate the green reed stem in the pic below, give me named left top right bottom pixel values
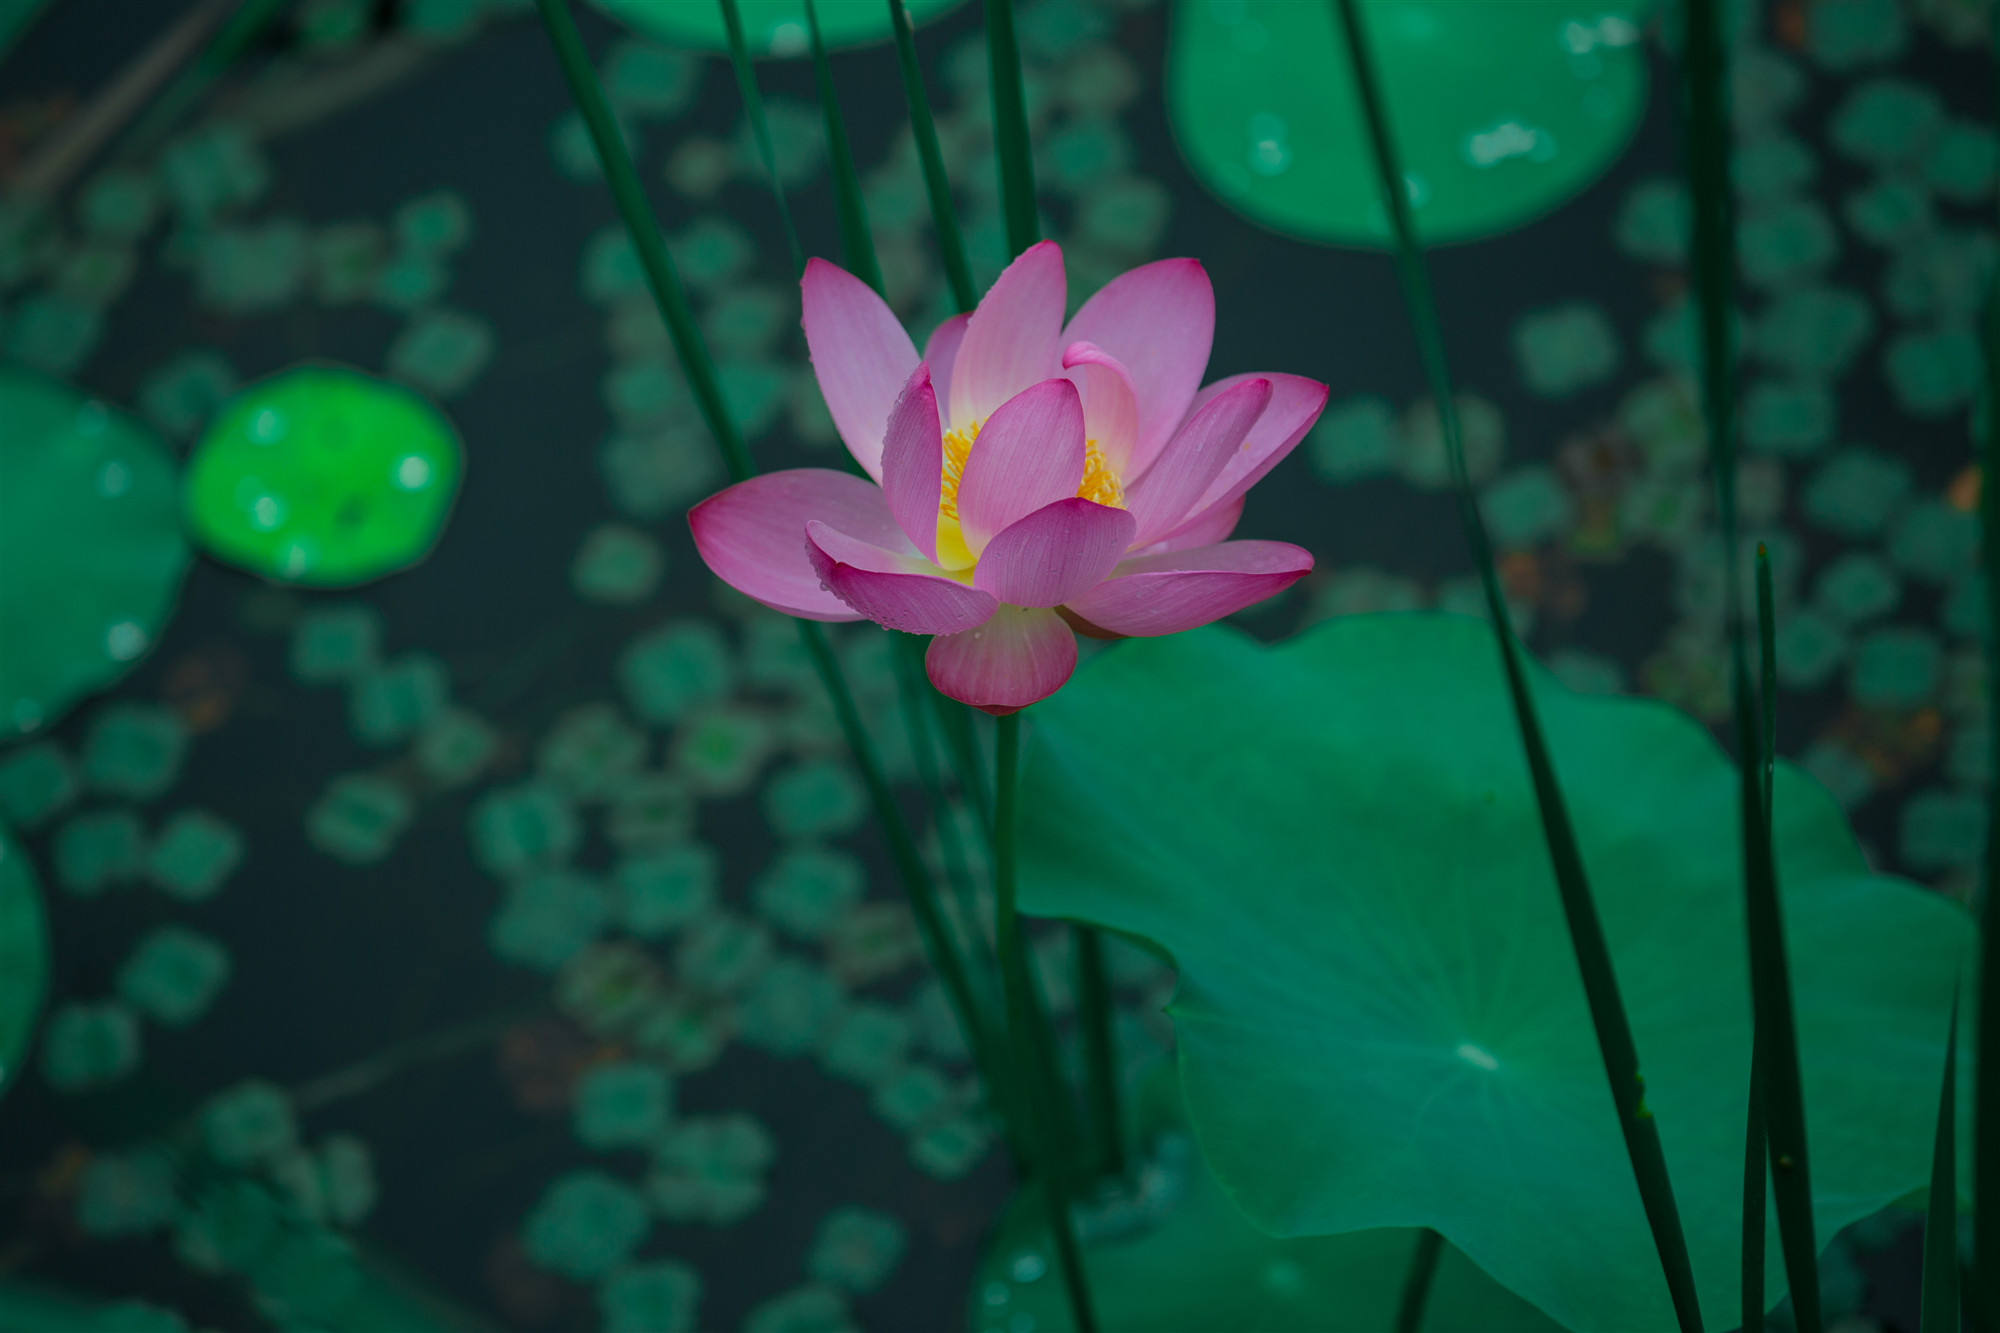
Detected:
left=1743, top=1036, right=1767, bottom=1333
left=719, top=0, right=804, bottom=278
left=116, top=0, right=290, bottom=162
left=1976, top=88, right=2000, bottom=1317
left=985, top=0, right=1038, bottom=259
left=888, top=0, right=976, bottom=313
left=1683, top=0, right=1819, bottom=1322
left=1074, top=926, right=1123, bottom=1179
left=533, top=0, right=1007, bottom=1121
left=803, top=0, right=881, bottom=294
left=1922, top=986, right=1962, bottom=1333
left=1329, top=3, right=1702, bottom=1328
left=1397, top=1228, right=1446, bottom=1333
left=996, top=713, right=1098, bottom=1333
left=535, top=0, right=748, bottom=482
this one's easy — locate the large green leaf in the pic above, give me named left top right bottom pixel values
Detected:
left=968, top=1066, right=1564, bottom=1332
left=1017, top=614, right=1975, bottom=1333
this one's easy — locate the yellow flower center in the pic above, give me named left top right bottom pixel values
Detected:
left=934, top=418, right=1125, bottom=573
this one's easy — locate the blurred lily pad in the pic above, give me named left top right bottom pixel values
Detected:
left=0, top=829, right=49, bottom=1102
left=183, top=366, right=462, bottom=588
left=1018, top=615, right=1973, bottom=1332
left=1167, top=0, right=1651, bottom=247
left=0, top=369, right=190, bottom=738
left=590, top=0, right=961, bottom=55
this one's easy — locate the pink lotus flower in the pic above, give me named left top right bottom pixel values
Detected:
left=689, top=241, right=1327, bottom=715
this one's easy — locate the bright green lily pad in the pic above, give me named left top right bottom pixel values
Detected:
left=0, top=828, right=50, bottom=1101
left=589, top=0, right=961, bottom=55
left=1017, top=615, right=1973, bottom=1333
left=0, top=369, right=190, bottom=738
left=1167, top=0, right=1651, bottom=247
left=968, top=1068, right=1562, bottom=1332
left=183, top=366, right=463, bottom=588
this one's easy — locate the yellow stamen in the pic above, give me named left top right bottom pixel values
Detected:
left=934, top=418, right=1127, bottom=572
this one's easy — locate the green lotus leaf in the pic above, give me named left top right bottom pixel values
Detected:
left=968, top=1067, right=1563, bottom=1332
left=590, top=0, right=961, bottom=55
left=1017, top=614, right=1973, bottom=1332
left=0, top=828, right=50, bottom=1103
left=0, top=369, right=190, bottom=738
left=183, top=366, right=462, bottom=589
left=1167, top=0, right=1651, bottom=247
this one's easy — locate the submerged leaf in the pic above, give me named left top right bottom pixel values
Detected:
left=1017, top=614, right=1974, bottom=1332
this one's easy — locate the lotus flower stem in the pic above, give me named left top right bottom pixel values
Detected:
left=1074, top=925, right=1123, bottom=1179
left=1329, top=2, right=1703, bottom=1328
left=985, top=0, right=1038, bottom=259
left=1742, top=1034, right=1767, bottom=1333
left=888, top=0, right=976, bottom=313
left=1683, top=0, right=1820, bottom=1319
left=1976, top=63, right=2000, bottom=1317
left=1396, top=1228, right=1445, bottom=1333
left=1921, top=986, right=1961, bottom=1333
left=995, top=713, right=1098, bottom=1333
left=532, top=0, right=1010, bottom=1132
left=719, top=0, right=804, bottom=278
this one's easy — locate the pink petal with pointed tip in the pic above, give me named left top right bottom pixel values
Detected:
left=1062, top=540, right=1314, bottom=637
left=956, top=378, right=1086, bottom=555
left=1062, top=258, right=1214, bottom=480
left=689, top=469, right=908, bottom=621
left=1139, top=495, right=1245, bottom=554
left=1124, top=378, right=1271, bottom=547
left=806, top=520, right=997, bottom=635
left=924, top=313, right=970, bottom=422
left=802, top=257, right=920, bottom=480
left=880, top=364, right=943, bottom=560
left=925, top=604, right=1078, bottom=715
left=1061, top=341, right=1140, bottom=476
left=949, top=240, right=1064, bottom=429
left=1189, top=373, right=1331, bottom=513
left=972, top=497, right=1137, bottom=608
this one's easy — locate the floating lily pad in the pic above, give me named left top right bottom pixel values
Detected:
left=968, top=1068, right=1563, bottom=1332
left=1017, top=615, right=1973, bottom=1332
left=0, top=830, right=49, bottom=1101
left=1168, top=0, right=1650, bottom=247
left=590, top=0, right=960, bottom=55
left=183, top=366, right=463, bottom=588
left=0, top=369, right=190, bottom=738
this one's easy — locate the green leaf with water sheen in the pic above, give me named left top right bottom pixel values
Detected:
left=1017, top=614, right=1975, bottom=1333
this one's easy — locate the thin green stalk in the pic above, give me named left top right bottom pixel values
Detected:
left=718, top=0, right=804, bottom=277
left=985, top=0, right=1038, bottom=259
left=1396, top=1228, right=1446, bottom=1333
left=1682, top=0, right=1820, bottom=1323
left=1743, top=1038, right=1767, bottom=1333
left=996, top=714, right=1097, bottom=1333
left=534, top=0, right=1008, bottom=1121
left=1328, top=3, right=1702, bottom=1329
left=888, top=0, right=976, bottom=312
left=797, top=621, right=1010, bottom=1122
left=116, top=0, right=291, bottom=162
left=803, top=0, right=880, bottom=293
left=535, top=0, right=748, bottom=482
left=1976, top=112, right=2000, bottom=1319
left=1074, top=926, right=1123, bottom=1179
left=1922, top=986, right=1962, bottom=1333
